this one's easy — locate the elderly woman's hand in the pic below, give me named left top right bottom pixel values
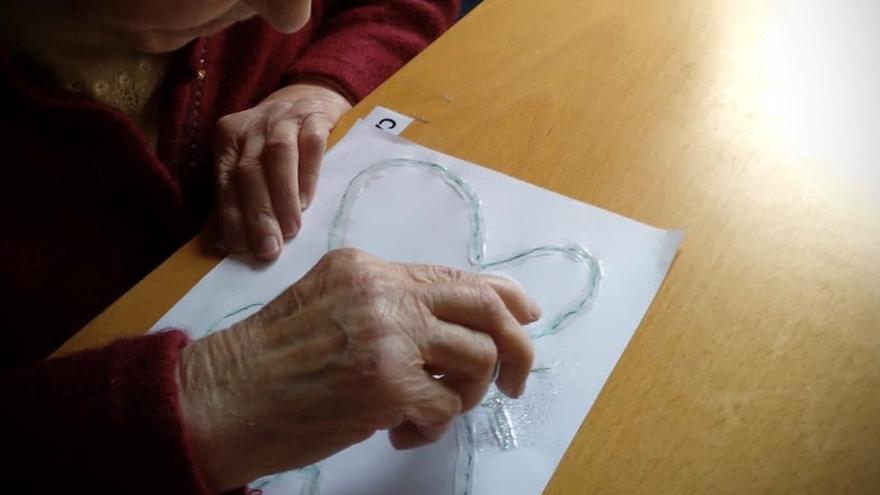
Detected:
left=177, top=248, right=539, bottom=492
left=214, top=82, right=352, bottom=261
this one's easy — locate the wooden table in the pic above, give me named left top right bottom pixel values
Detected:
left=58, top=0, right=880, bottom=492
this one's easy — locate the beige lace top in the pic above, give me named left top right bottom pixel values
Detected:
left=1, top=7, right=173, bottom=149
left=40, top=48, right=171, bottom=148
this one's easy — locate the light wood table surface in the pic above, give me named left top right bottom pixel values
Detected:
left=57, top=0, right=880, bottom=493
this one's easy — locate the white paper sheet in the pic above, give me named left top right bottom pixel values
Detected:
left=151, top=113, right=683, bottom=495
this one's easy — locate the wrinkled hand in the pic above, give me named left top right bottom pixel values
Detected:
left=214, top=83, right=352, bottom=260
left=178, top=249, right=540, bottom=492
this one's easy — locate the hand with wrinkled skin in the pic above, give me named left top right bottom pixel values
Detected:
left=214, top=82, right=352, bottom=261
left=177, top=248, right=540, bottom=492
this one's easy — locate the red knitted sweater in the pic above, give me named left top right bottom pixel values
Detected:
left=0, top=1, right=456, bottom=493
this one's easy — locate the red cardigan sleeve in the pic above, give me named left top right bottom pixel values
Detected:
left=286, top=0, right=460, bottom=100
left=0, top=331, right=219, bottom=494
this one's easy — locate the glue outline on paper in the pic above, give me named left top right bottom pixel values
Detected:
left=326, top=158, right=602, bottom=495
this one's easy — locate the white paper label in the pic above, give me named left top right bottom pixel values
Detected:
left=361, top=106, right=415, bottom=135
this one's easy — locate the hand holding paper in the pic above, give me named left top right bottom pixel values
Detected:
left=213, top=82, right=352, bottom=260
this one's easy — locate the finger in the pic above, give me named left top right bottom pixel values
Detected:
left=215, top=124, right=248, bottom=253
left=400, top=264, right=542, bottom=324
left=419, top=282, right=534, bottom=399
left=479, top=273, right=542, bottom=324
left=235, top=134, right=282, bottom=260
left=420, top=320, right=498, bottom=411
left=297, top=113, right=331, bottom=210
left=388, top=377, right=461, bottom=450
left=218, top=180, right=247, bottom=253
left=263, top=118, right=302, bottom=239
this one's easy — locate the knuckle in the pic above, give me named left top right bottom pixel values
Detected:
left=299, top=129, right=326, bottom=148
left=475, top=282, right=504, bottom=313
left=475, top=283, right=511, bottom=329
left=219, top=202, right=240, bottom=222
left=299, top=169, right=320, bottom=185
left=319, top=251, right=398, bottom=304
left=247, top=209, right=276, bottom=228
left=433, top=397, right=462, bottom=424
left=319, top=248, right=372, bottom=275
left=321, top=247, right=364, bottom=264
left=264, top=133, right=298, bottom=153
left=473, top=334, right=499, bottom=371
left=215, top=115, right=235, bottom=133
left=235, top=155, right=262, bottom=173
left=265, top=99, right=294, bottom=115
left=408, top=264, right=462, bottom=284
left=445, top=396, right=463, bottom=417
left=483, top=273, right=517, bottom=292
left=215, top=115, right=243, bottom=141
left=431, top=265, right=461, bottom=282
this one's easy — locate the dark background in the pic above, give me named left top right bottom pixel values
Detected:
left=460, top=0, right=481, bottom=17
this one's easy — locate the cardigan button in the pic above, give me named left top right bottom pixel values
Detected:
left=196, top=69, right=207, bottom=81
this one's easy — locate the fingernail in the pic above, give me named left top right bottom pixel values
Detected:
left=257, top=235, right=279, bottom=257
left=490, top=360, right=501, bottom=383
left=528, top=300, right=543, bottom=321
left=299, top=192, right=309, bottom=211
left=515, top=381, right=527, bottom=398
